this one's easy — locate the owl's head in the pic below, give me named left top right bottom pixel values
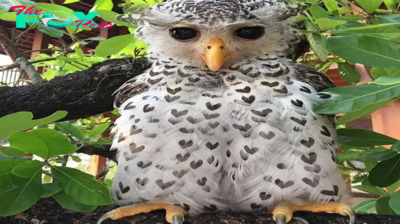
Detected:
left=120, top=0, right=310, bottom=71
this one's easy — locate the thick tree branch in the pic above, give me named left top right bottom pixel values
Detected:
left=0, top=58, right=151, bottom=121
left=77, top=144, right=116, bottom=161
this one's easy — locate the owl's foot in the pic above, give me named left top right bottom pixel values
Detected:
left=97, top=203, right=186, bottom=224
left=271, top=202, right=355, bottom=224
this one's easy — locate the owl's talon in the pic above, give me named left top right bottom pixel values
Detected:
left=274, top=213, right=288, bottom=224
left=292, top=217, right=309, bottom=224
left=172, top=213, right=184, bottom=224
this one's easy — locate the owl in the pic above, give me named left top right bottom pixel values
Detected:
left=98, top=1, right=355, bottom=224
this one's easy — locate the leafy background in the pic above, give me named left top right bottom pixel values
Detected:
left=0, top=0, right=400, bottom=217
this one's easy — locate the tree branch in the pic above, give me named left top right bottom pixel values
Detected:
left=0, top=57, right=59, bottom=71
left=77, top=144, right=116, bottom=162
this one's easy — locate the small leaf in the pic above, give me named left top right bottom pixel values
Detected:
left=338, top=62, right=360, bottom=84
left=324, top=0, right=339, bottom=12
left=369, top=154, right=400, bottom=187
left=352, top=199, right=376, bottom=213
left=51, top=166, right=112, bottom=206
left=53, top=190, right=97, bottom=212
left=84, top=37, right=106, bottom=41
left=376, top=196, right=396, bottom=214
left=389, top=192, right=400, bottom=214
left=356, top=0, right=384, bottom=13
left=37, top=24, right=64, bottom=38
left=374, top=76, right=400, bottom=85
left=337, top=100, right=391, bottom=125
left=0, top=112, right=33, bottom=140
left=309, top=4, right=328, bottom=19
left=371, top=67, right=400, bottom=79
left=337, top=129, right=398, bottom=146
left=391, top=141, right=400, bottom=152
left=327, top=36, right=400, bottom=68
left=41, top=182, right=62, bottom=198
left=9, top=129, right=77, bottom=159
left=26, top=111, right=68, bottom=130
left=305, top=20, right=328, bottom=61
left=55, top=122, right=83, bottom=140
left=370, top=150, right=398, bottom=161
left=337, top=151, right=363, bottom=160
left=88, top=123, right=110, bottom=137
left=70, top=155, right=82, bottom=163
left=95, top=34, right=134, bottom=57
left=315, top=18, right=347, bottom=30
left=353, top=185, right=388, bottom=196
left=12, top=161, right=43, bottom=178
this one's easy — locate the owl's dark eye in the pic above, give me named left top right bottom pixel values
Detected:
left=170, top=27, right=199, bottom=41
left=234, top=26, right=265, bottom=40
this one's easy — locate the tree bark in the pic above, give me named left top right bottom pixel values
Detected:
left=0, top=58, right=151, bottom=121
left=0, top=198, right=399, bottom=224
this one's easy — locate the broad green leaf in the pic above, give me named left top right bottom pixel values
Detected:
left=337, top=151, right=363, bottom=160
left=324, top=0, right=339, bottom=12
left=353, top=185, right=388, bottom=196
left=51, top=166, right=112, bottom=206
left=384, top=0, right=399, bottom=9
left=56, top=122, right=83, bottom=140
left=64, top=0, right=80, bottom=3
left=9, top=129, right=77, bottom=159
left=352, top=199, right=376, bottom=213
left=309, top=4, right=328, bottom=19
left=338, top=62, right=360, bottom=84
left=370, top=150, right=398, bottom=161
left=391, top=141, right=400, bottom=152
left=0, top=168, right=42, bottom=216
left=332, top=24, right=400, bottom=40
left=92, top=0, right=113, bottom=11
left=41, top=182, right=62, bottom=198
left=389, top=192, right=400, bottom=214
left=0, top=11, right=16, bottom=21
left=327, top=36, right=400, bottom=68
left=369, top=154, right=400, bottom=187
left=315, top=18, right=347, bottom=30
left=37, top=24, right=64, bottom=38
left=0, top=146, right=26, bottom=157
left=95, top=34, right=134, bottom=57
left=315, top=83, right=400, bottom=114
left=377, top=14, right=400, bottom=24
left=305, top=20, right=328, bottom=61
left=88, top=123, right=110, bottom=137
left=376, top=196, right=396, bottom=214
left=53, top=190, right=97, bottom=212
left=96, top=10, right=136, bottom=28
left=374, top=76, right=400, bottom=85
left=356, top=0, right=384, bottom=13
left=371, top=67, right=400, bottom=79
left=337, top=100, right=391, bottom=125
left=0, top=111, right=33, bottom=140
left=387, top=179, right=400, bottom=194
left=12, top=161, right=42, bottom=178
left=336, top=129, right=398, bottom=146
left=0, top=160, right=24, bottom=190
left=26, top=111, right=68, bottom=129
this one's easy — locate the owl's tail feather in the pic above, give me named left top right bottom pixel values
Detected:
left=272, top=202, right=355, bottom=224
left=97, top=203, right=186, bottom=224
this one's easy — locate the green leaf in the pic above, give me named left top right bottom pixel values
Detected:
left=53, top=190, right=97, bottom=212
left=369, top=154, right=400, bottom=187
left=41, top=182, right=62, bottom=198
left=384, top=0, right=399, bottom=9
left=337, top=100, right=391, bottom=125
left=338, top=62, right=360, bottom=84
left=356, top=0, right=384, bottom=13
left=337, top=151, right=363, bottom=160
left=315, top=18, right=347, bottom=30
left=352, top=199, right=376, bottom=213
left=371, top=67, right=400, bottom=79
left=376, top=196, right=396, bottom=214
left=0, top=11, right=16, bottom=21
left=12, top=161, right=42, bottom=178
left=374, top=76, right=400, bottom=85
left=64, top=0, right=80, bottom=3
left=353, top=185, right=388, bottom=196
left=70, top=155, right=82, bottom=162
left=0, top=146, right=26, bottom=157
left=315, top=83, right=400, bottom=114
left=26, top=111, right=68, bottom=129
left=324, top=0, right=339, bottom=12
left=0, top=168, right=42, bottom=216
left=309, top=4, right=328, bottom=19
left=88, top=123, right=110, bottom=137
left=332, top=24, right=400, bottom=40
left=391, top=141, right=400, bottom=152
left=92, top=0, right=113, bottom=10
left=327, top=36, right=400, bottom=68
left=387, top=179, right=400, bottom=194
left=8, top=129, right=77, bottom=159
left=337, top=129, right=398, bottom=146
left=96, top=10, right=136, bottom=28
left=0, top=160, right=24, bottom=190
left=0, top=112, right=33, bottom=140
left=51, top=166, right=112, bottom=206
left=56, top=122, right=83, bottom=140
left=389, top=192, right=400, bottom=214
left=370, top=150, right=398, bottom=161
left=84, top=37, right=106, bottom=41
left=95, top=34, right=134, bottom=57
left=37, top=24, right=64, bottom=38
left=305, top=20, right=328, bottom=61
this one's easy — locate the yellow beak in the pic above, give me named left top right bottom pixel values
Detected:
left=202, top=38, right=231, bottom=72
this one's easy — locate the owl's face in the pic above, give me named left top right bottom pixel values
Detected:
left=134, top=0, right=309, bottom=71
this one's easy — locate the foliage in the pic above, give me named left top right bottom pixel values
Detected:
left=0, top=0, right=400, bottom=218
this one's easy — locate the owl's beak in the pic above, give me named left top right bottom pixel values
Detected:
left=202, top=38, right=231, bottom=71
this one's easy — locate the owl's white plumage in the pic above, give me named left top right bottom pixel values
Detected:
left=110, top=0, right=346, bottom=217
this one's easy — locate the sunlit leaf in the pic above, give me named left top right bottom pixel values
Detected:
left=309, top=4, right=328, bottom=19
left=56, top=122, right=83, bottom=140
left=0, top=112, right=33, bottom=140
left=356, top=0, right=384, bottom=13
left=332, top=24, right=400, bottom=40
left=95, top=34, right=134, bottom=57
left=88, top=123, right=110, bottom=137
left=371, top=67, right=400, bottom=79
left=315, top=18, right=347, bottom=30
left=26, top=111, right=68, bottom=129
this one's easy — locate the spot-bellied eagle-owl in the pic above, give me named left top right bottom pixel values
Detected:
left=98, top=0, right=355, bottom=224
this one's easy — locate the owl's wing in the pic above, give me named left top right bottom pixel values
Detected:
left=113, top=77, right=149, bottom=108
left=291, top=62, right=336, bottom=92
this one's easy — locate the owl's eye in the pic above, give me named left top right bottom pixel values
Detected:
left=170, top=27, right=199, bottom=41
left=234, top=26, right=265, bottom=40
